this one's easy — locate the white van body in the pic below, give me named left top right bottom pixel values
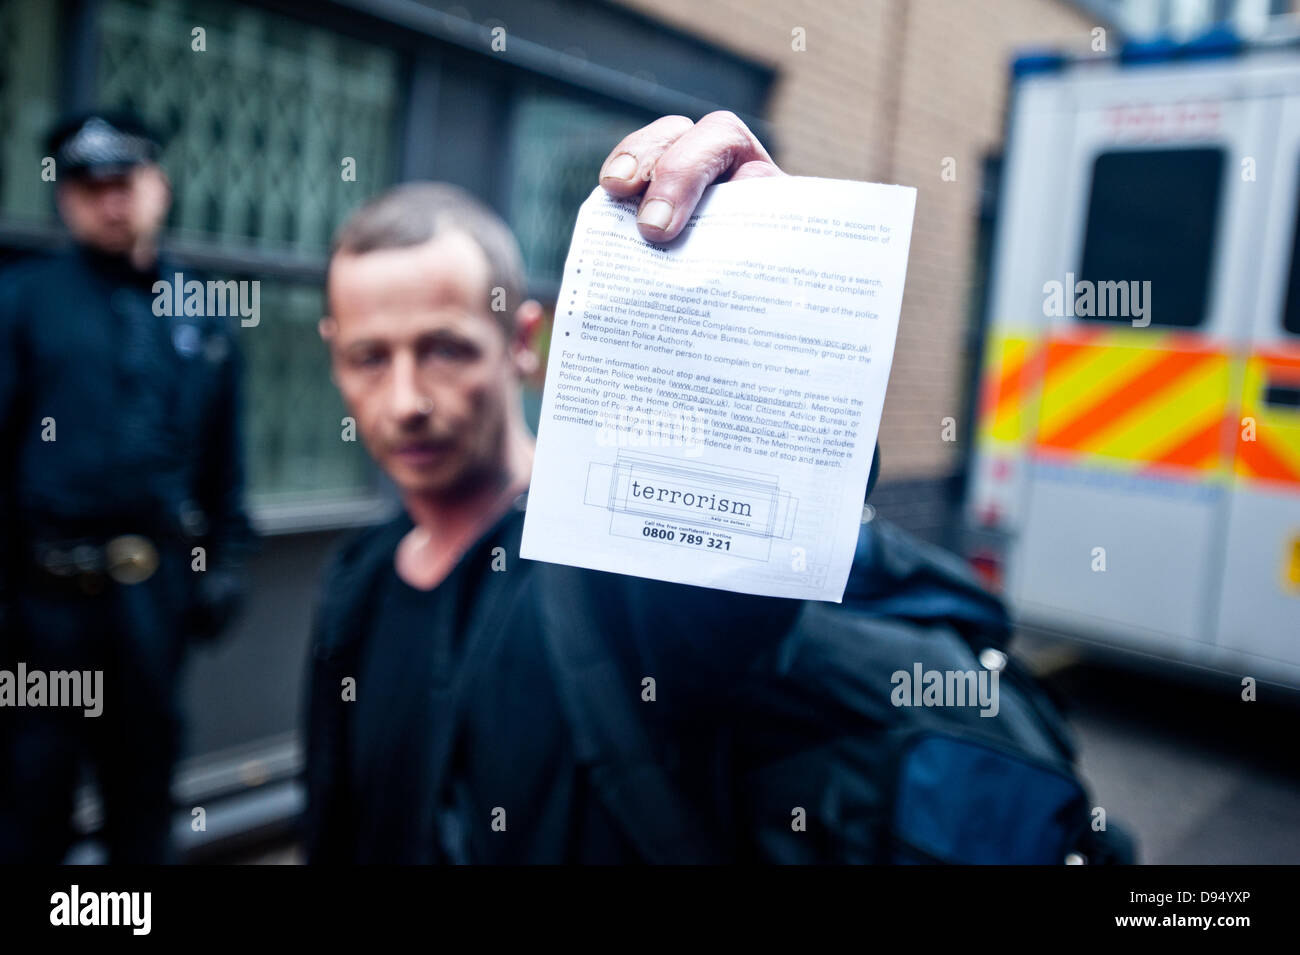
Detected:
left=967, top=27, right=1300, bottom=689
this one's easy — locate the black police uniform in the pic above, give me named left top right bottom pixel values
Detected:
left=0, top=116, right=252, bottom=863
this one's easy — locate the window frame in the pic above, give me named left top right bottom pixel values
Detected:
left=1281, top=156, right=1300, bottom=338
left=1074, top=145, right=1227, bottom=330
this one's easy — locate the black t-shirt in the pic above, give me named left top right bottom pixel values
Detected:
left=306, top=491, right=809, bottom=863
left=350, top=505, right=641, bottom=863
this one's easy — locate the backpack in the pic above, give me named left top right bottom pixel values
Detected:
left=535, top=515, right=1136, bottom=865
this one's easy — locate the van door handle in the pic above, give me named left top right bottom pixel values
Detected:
left=1264, top=383, right=1300, bottom=409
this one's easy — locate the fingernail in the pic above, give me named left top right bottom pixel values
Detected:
left=602, top=153, right=638, bottom=181
left=638, top=198, right=673, bottom=231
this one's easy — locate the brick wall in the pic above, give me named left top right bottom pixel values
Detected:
left=613, top=0, right=1102, bottom=484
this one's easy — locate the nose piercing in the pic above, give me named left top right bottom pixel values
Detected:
left=416, top=397, right=434, bottom=415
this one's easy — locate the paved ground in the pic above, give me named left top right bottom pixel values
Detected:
left=1017, top=634, right=1300, bottom=865
left=233, top=844, right=301, bottom=865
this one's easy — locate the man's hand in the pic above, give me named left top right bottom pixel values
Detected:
left=598, top=111, right=784, bottom=242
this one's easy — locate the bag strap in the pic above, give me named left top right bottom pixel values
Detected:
left=535, top=565, right=726, bottom=864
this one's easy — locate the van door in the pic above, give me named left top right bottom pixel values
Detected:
left=1009, top=76, right=1267, bottom=655
left=1214, top=93, right=1300, bottom=680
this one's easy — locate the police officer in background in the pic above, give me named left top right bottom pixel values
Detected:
left=0, top=111, right=252, bottom=863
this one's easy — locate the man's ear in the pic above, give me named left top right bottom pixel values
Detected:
left=510, top=299, right=544, bottom=377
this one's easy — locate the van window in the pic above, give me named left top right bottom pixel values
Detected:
left=1077, top=148, right=1224, bottom=328
left=1283, top=161, right=1300, bottom=337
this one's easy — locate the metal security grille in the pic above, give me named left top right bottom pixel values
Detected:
left=1, top=0, right=769, bottom=523
left=507, top=90, right=650, bottom=293
left=243, top=280, right=375, bottom=499
left=93, top=0, right=402, bottom=507
left=0, top=0, right=61, bottom=224
left=97, top=0, right=399, bottom=254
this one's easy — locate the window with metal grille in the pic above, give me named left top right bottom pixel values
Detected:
left=506, top=91, right=653, bottom=296
left=0, top=0, right=61, bottom=227
left=93, top=0, right=402, bottom=508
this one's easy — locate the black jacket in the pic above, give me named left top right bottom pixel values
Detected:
left=301, top=496, right=812, bottom=863
left=299, top=466, right=1049, bottom=865
left=299, top=458, right=1134, bottom=865
left=0, top=247, right=252, bottom=630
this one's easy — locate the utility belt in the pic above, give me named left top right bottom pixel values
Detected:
left=30, top=534, right=164, bottom=595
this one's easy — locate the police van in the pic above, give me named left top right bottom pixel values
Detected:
left=966, top=24, right=1300, bottom=690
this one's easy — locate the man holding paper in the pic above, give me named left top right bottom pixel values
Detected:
left=522, top=121, right=914, bottom=602
left=302, top=111, right=907, bottom=863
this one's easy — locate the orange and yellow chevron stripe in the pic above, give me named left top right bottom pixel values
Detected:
left=978, top=336, right=1030, bottom=444
left=977, top=330, right=1054, bottom=445
left=1235, top=350, right=1300, bottom=488
left=977, top=327, right=1240, bottom=477
left=977, top=328, right=1300, bottom=490
left=977, top=328, right=1300, bottom=487
left=1034, top=329, right=1231, bottom=475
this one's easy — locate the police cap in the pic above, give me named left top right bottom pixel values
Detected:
left=45, top=110, right=162, bottom=180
